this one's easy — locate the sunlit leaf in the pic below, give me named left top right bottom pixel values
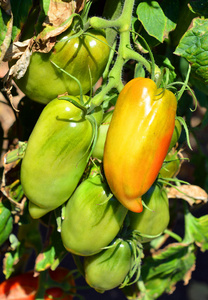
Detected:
left=175, top=18, right=208, bottom=84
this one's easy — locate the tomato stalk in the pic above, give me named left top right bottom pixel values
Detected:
left=89, top=0, right=152, bottom=109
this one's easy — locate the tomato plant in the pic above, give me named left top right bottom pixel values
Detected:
left=1, top=0, right=208, bottom=300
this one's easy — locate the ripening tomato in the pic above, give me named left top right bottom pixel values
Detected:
left=103, top=77, right=177, bottom=213
left=0, top=268, right=75, bottom=300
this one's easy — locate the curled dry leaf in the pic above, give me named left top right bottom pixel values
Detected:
left=45, top=0, right=86, bottom=28
left=1, top=149, right=26, bottom=215
left=3, top=39, right=32, bottom=61
left=2, top=38, right=33, bottom=106
left=167, top=184, right=208, bottom=205
left=34, top=0, right=88, bottom=52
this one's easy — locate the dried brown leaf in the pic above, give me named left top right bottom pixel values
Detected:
left=3, top=39, right=32, bottom=61
left=167, top=184, right=208, bottom=205
left=34, top=0, right=87, bottom=52
left=2, top=38, right=33, bottom=106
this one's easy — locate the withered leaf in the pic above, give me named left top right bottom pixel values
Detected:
left=167, top=184, right=208, bottom=205
left=34, top=0, right=88, bottom=53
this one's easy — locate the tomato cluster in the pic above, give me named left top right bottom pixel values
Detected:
left=8, top=20, right=182, bottom=295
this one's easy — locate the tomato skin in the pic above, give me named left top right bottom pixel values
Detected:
left=92, top=110, right=113, bottom=160
left=0, top=200, right=13, bottom=246
left=103, top=78, right=177, bottom=213
left=61, top=173, right=128, bottom=256
left=84, top=238, right=132, bottom=293
left=168, top=119, right=182, bottom=152
left=14, top=29, right=110, bottom=104
left=128, top=183, right=170, bottom=243
left=159, top=149, right=181, bottom=179
left=0, top=268, right=74, bottom=300
left=20, top=96, right=94, bottom=219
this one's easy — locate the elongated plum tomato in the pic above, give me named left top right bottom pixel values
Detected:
left=61, top=171, right=127, bottom=256
left=103, top=78, right=177, bottom=213
left=20, top=96, right=97, bottom=219
left=13, top=28, right=110, bottom=104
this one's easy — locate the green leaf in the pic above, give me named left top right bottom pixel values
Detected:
left=35, top=219, right=67, bottom=272
left=3, top=240, right=25, bottom=279
left=188, top=0, right=208, bottom=18
left=154, top=55, right=176, bottom=86
left=0, top=7, right=12, bottom=62
left=136, top=1, right=166, bottom=43
left=174, top=18, right=208, bottom=84
left=41, top=0, right=50, bottom=15
left=10, top=0, right=33, bottom=40
left=137, top=243, right=196, bottom=299
left=184, top=210, right=208, bottom=251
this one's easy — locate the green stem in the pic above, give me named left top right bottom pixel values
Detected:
left=35, top=271, right=48, bottom=300
left=164, top=229, right=183, bottom=243
left=90, top=0, right=134, bottom=32
left=89, top=0, right=151, bottom=108
left=102, top=0, right=124, bottom=47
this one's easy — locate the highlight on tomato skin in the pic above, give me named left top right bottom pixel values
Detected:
left=103, top=77, right=177, bottom=213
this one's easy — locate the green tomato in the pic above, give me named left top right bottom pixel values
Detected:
left=84, top=238, right=132, bottom=293
left=159, top=149, right=181, bottom=179
left=128, top=183, right=170, bottom=243
left=20, top=96, right=95, bottom=219
left=61, top=172, right=128, bottom=256
left=92, top=110, right=113, bottom=160
left=168, top=119, right=182, bottom=152
left=14, top=28, right=110, bottom=104
left=0, top=200, right=13, bottom=246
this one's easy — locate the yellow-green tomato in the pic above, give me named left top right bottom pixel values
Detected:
left=14, top=28, right=110, bottom=104
left=92, top=110, right=113, bottom=160
left=168, top=119, right=182, bottom=152
left=20, top=96, right=95, bottom=219
left=159, top=149, right=181, bottom=179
